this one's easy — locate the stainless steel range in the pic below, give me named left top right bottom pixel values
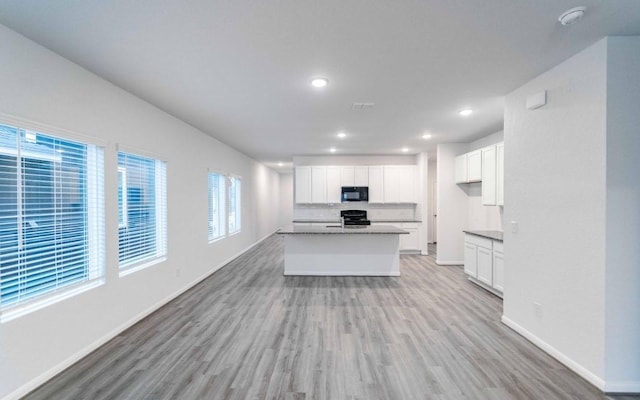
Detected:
left=341, top=210, right=371, bottom=226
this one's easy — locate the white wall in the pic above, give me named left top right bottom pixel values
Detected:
left=427, top=159, right=437, bottom=243
left=0, top=24, right=281, bottom=399
left=278, top=172, right=293, bottom=227
left=603, top=37, right=640, bottom=391
left=502, top=37, right=640, bottom=392
left=435, top=143, right=468, bottom=264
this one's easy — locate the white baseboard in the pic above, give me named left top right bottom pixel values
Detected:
left=3, top=232, right=277, bottom=400
left=604, top=381, right=640, bottom=394
left=435, top=259, right=463, bottom=266
left=501, top=316, right=606, bottom=391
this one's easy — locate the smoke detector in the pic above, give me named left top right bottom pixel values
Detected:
left=558, top=6, right=586, bottom=26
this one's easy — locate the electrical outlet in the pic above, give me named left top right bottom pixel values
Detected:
left=534, top=302, right=542, bottom=318
left=175, top=269, right=181, bottom=278
left=511, top=221, right=518, bottom=233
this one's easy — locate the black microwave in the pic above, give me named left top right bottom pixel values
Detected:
left=341, top=186, right=368, bottom=202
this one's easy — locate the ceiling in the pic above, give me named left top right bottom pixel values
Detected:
left=0, top=1, right=639, bottom=171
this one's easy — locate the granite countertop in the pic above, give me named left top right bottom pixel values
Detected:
left=278, top=224, right=409, bottom=235
left=372, top=220, right=422, bottom=223
left=292, top=219, right=422, bottom=223
left=463, top=230, right=504, bottom=241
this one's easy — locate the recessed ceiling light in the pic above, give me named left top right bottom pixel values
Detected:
left=459, top=108, right=473, bottom=117
left=558, top=6, right=586, bottom=26
left=277, top=162, right=283, bottom=167
left=337, top=131, right=346, bottom=138
left=402, top=147, right=409, bottom=153
left=311, top=77, right=329, bottom=88
left=329, top=147, right=337, bottom=153
left=422, top=134, right=432, bottom=139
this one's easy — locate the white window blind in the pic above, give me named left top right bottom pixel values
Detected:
left=117, top=151, right=166, bottom=271
left=208, top=172, right=226, bottom=241
left=0, top=123, right=104, bottom=315
left=228, top=176, right=241, bottom=234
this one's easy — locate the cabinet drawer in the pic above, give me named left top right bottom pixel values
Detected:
left=464, top=234, right=492, bottom=249
left=493, top=240, right=504, bottom=253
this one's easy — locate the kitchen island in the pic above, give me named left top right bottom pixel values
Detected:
left=277, top=225, right=408, bottom=276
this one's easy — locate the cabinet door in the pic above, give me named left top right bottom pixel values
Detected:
left=493, top=250, right=504, bottom=292
left=295, top=166, right=311, bottom=204
left=482, top=145, right=497, bottom=205
left=354, top=166, right=369, bottom=186
left=477, top=246, right=493, bottom=286
left=340, top=166, right=355, bottom=187
left=455, top=155, right=468, bottom=183
left=383, top=166, right=400, bottom=203
left=311, top=166, right=327, bottom=203
left=397, top=165, right=416, bottom=203
left=368, top=166, right=384, bottom=203
left=464, top=242, right=478, bottom=277
left=400, top=223, right=420, bottom=250
left=496, top=142, right=504, bottom=206
left=326, top=167, right=341, bottom=203
left=467, top=150, right=482, bottom=182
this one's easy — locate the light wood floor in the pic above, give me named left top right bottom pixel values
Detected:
left=25, top=236, right=638, bottom=400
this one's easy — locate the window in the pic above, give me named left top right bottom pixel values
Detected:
left=0, top=123, right=104, bottom=317
left=117, top=152, right=166, bottom=272
left=117, top=167, right=128, bottom=229
left=208, top=172, right=226, bottom=241
left=228, top=176, right=241, bottom=234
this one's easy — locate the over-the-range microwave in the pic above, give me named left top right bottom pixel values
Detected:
left=341, top=186, right=368, bottom=202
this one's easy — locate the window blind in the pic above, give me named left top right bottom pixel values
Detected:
left=208, top=172, right=226, bottom=241
left=228, top=176, right=241, bottom=234
left=117, top=152, right=167, bottom=270
left=0, top=123, right=104, bottom=313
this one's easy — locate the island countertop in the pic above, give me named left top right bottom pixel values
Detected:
left=463, top=230, right=504, bottom=241
left=278, top=224, right=409, bottom=235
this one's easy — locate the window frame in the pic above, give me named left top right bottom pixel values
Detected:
left=207, top=171, right=226, bottom=242
left=227, top=175, right=242, bottom=235
left=0, top=119, right=105, bottom=322
left=117, top=150, right=167, bottom=276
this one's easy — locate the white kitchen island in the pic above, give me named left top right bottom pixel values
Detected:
left=277, top=225, right=408, bottom=276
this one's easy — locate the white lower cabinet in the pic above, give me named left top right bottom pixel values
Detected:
left=464, top=242, right=478, bottom=277
left=372, top=222, right=421, bottom=253
left=492, top=241, right=505, bottom=292
left=399, top=223, right=420, bottom=252
left=464, top=233, right=503, bottom=297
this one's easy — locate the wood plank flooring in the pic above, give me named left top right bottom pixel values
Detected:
left=25, top=236, right=638, bottom=400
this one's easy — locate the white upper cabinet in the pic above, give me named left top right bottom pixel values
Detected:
left=455, top=155, right=468, bottom=184
left=295, top=166, right=311, bottom=204
left=340, top=166, right=368, bottom=187
left=397, top=165, right=416, bottom=203
left=383, top=166, right=400, bottom=203
left=368, top=166, right=384, bottom=203
left=354, top=166, right=369, bottom=186
left=326, top=167, right=341, bottom=203
left=296, top=164, right=415, bottom=204
left=311, top=166, right=327, bottom=203
left=455, top=149, right=482, bottom=184
left=481, top=145, right=497, bottom=205
left=467, top=150, right=482, bottom=182
left=383, top=165, right=416, bottom=203
left=340, top=167, right=355, bottom=186
left=496, top=142, right=505, bottom=206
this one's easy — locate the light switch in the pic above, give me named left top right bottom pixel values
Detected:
left=511, top=221, right=518, bottom=233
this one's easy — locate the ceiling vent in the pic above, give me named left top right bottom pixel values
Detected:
left=351, top=102, right=375, bottom=110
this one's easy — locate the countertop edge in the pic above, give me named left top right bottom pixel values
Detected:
left=463, top=230, right=504, bottom=242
